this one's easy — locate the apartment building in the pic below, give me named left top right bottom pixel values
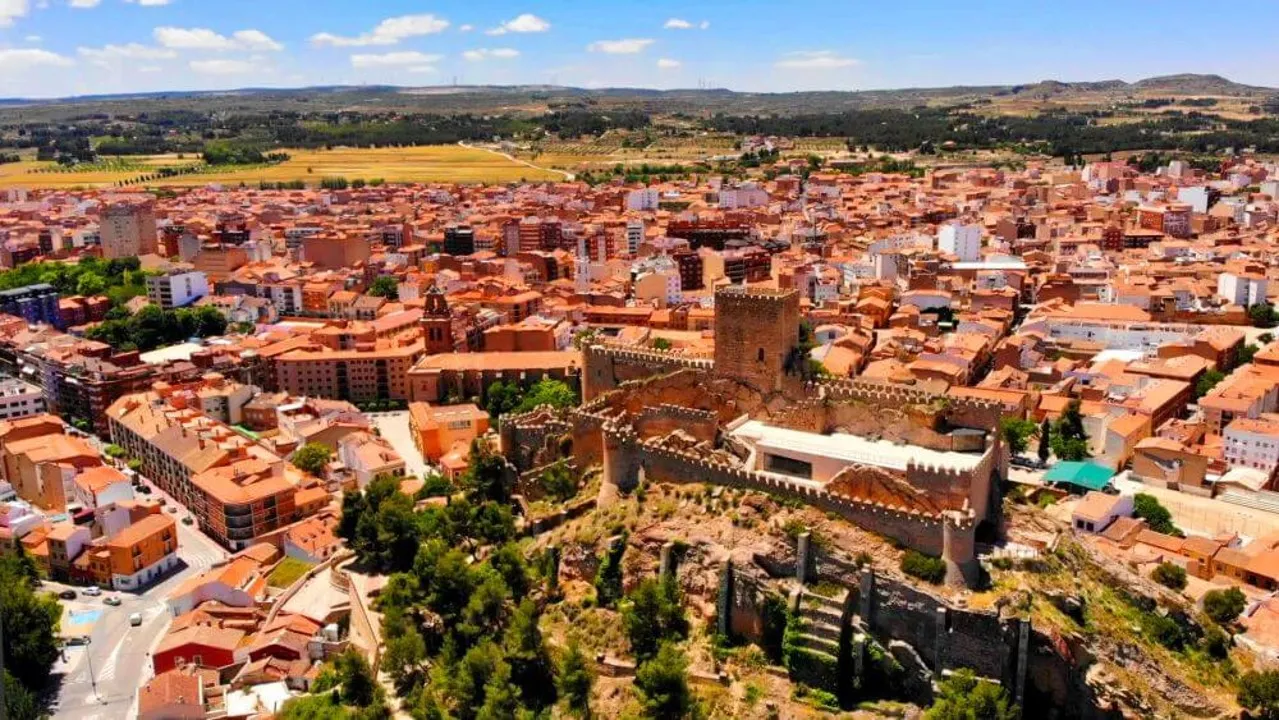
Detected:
left=274, top=340, right=425, bottom=403
left=0, top=377, right=45, bottom=420
left=100, top=201, right=158, bottom=259
left=189, top=459, right=298, bottom=551
left=1201, top=364, right=1279, bottom=434
left=146, top=270, right=210, bottom=309
left=106, top=514, right=179, bottom=590
left=1224, top=417, right=1279, bottom=476
left=0, top=284, right=61, bottom=328
left=408, top=402, right=489, bottom=462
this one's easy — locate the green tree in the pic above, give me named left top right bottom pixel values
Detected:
left=76, top=272, right=107, bottom=296
left=335, top=649, right=378, bottom=707
left=276, top=692, right=353, bottom=719
left=557, top=639, right=595, bottom=718
left=1196, top=368, right=1226, bottom=398
left=1203, top=586, right=1247, bottom=625
left=1151, top=562, right=1187, bottom=591
left=504, top=599, right=557, bottom=710
left=623, top=576, right=689, bottom=661
left=1051, top=400, right=1091, bottom=461
left=595, top=534, right=627, bottom=608
left=367, top=276, right=399, bottom=300
left=1249, top=303, right=1277, bottom=329
left=999, top=417, right=1037, bottom=455
left=461, top=438, right=511, bottom=505
left=3, top=670, right=40, bottom=720
left=634, top=642, right=696, bottom=720
left=484, top=380, right=523, bottom=419
left=1241, top=670, right=1279, bottom=719
left=514, top=378, right=578, bottom=414
left=1037, top=418, right=1051, bottom=463
left=925, top=668, right=1018, bottom=720
left=195, top=305, right=228, bottom=336
left=901, top=550, right=947, bottom=584
left=0, top=554, right=62, bottom=690
left=476, top=661, right=521, bottom=720
left=292, top=442, right=333, bottom=476
left=541, top=460, right=578, bottom=503
left=1240, top=343, right=1261, bottom=366
left=448, top=640, right=509, bottom=720
left=1133, top=493, right=1182, bottom=536
left=383, top=624, right=427, bottom=694
left=652, top=338, right=673, bottom=351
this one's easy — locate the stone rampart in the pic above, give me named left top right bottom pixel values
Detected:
left=583, top=343, right=715, bottom=402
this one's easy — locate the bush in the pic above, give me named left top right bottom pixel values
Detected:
left=1151, top=562, right=1187, bottom=591
left=1133, top=493, right=1182, bottom=537
left=901, top=550, right=946, bottom=584
left=1239, top=669, right=1279, bottom=719
left=1203, top=587, right=1247, bottom=625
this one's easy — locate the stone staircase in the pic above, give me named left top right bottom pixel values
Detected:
left=787, top=586, right=848, bottom=683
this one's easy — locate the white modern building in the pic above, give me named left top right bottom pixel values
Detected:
left=0, top=377, right=45, bottom=420
left=938, top=222, right=982, bottom=262
left=1224, top=417, right=1279, bottom=474
left=146, top=270, right=210, bottom=309
left=1218, top=272, right=1269, bottom=308
left=626, top=220, right=645, bottom=256
left=626, top=188, right=660, bottom=211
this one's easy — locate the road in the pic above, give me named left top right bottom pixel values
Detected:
left=458, top=141, right=576, bottom=181
left=50, top=473, right=230, bottom=720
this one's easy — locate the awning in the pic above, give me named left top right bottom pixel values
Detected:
left=1043, top=461, right=1115, bottom=492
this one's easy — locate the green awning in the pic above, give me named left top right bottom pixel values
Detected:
left=1043, top=461, right=1114, bottom=491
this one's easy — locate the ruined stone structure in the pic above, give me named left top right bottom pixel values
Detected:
left=506, top=286, right=1006, bottom=587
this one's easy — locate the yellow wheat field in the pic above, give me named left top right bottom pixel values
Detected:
left=0, top=145, right=562, bottom=189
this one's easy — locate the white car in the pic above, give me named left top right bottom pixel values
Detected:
left=82, top=586, right=102, bottom=597
left=129, top=613, right=143, bottom=627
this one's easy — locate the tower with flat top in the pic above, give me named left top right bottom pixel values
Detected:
left=713, top=285, right=801, bottom=393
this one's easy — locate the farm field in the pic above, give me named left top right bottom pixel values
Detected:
left=0, top=145, right=562, bottom=189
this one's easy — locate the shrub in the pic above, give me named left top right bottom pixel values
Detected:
left=1202, top=587, right=1247, bottom=625
left=1151, top=562, right=1187, bottom=591
left=901, top=550, right=946, bottom=584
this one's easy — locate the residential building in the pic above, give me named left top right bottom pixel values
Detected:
left=100, top=201, right=158, bottom=259
left=0, top=377, right=45, bottom=420
left=147, top=270, right=211, bottom=310
left=106, top=514, right=179, bottom=590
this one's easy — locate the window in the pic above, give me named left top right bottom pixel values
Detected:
left=757, top=348, right=765, bottom=363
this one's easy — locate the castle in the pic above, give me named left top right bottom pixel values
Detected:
left=504, top=286, right=1009, bottom=587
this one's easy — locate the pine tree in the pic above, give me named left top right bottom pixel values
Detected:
left=1037, top=418, right=1052, bottom=463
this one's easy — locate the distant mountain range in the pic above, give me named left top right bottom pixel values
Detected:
left=0, top=73, right=1271, bottom=119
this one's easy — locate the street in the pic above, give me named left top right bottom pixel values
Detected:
left=369, top=410, right=433, bottom=480
left=49, top=473, right=230, bottom=720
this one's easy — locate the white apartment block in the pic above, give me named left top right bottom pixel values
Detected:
left=0, top=377, right=45, bottom=420
left=626, top=188, right=660, bottom=211
left=938, top=222, right=982, bottom=262
left=1224, top=418, right=1279, bottom=474
left=146, top=270, right=210, bottom=309
left=626, top=220, right=645, bottom=256
left=1030, top=319, right=1201, bottom=353
left=1218, top=272, right=1269, bottom=308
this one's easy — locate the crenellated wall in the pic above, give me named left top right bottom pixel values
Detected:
left=582, top=343, right=714, bottom=402
left=635, top=404, right=719, bottom=443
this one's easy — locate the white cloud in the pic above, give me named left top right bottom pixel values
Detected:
left=0, top=0, right=29, bottom=27
left=190, top=58, right=255, bottom=75
left=312, top=14, right=449, bottom=47
left=350, top=51, right=443, bottom=69
left=462, top=47, right=519, bottom=62
left=664, top=18, right=709, bottom=30
left=24, top=34, right=40, bottom=42
left=153, top=27, right=282, bottom=52
left=775, top=50, right=860, bottom=69
left=657, top=58, right=681, bottom=69
left=0, top=48, right=73, bottom=69
left=233, top=30, right=283, bottom=52
left=69, top=0, right=100, bottom=7
left=124, top=0, right=172, bottom=5
left=458, top=24, right=473, bottom=33
left=78, top=43, right=177, bottom=60
left=486, top=13, right=549, bottom=35
left=587, top=38, right=654, bottom=54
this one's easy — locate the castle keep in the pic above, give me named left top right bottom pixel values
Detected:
left=508, top=285, right=1008, bottom=587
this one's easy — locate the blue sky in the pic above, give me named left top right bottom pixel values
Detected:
left=0, top=0, right=1275, bottom=98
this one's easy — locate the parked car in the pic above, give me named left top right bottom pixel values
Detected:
left=182, top=516, right=194, bottom=526
left=166, top=506, right=178, bottom=513
left=58, top=589, right=77, bottom=600
left=137, top=485, right=152, bottom=494
left=104, top=596, right=122, bottom=606
left=66, top=636, right=90, bottom=646
left=129, top=613, right=143, bottom=627
left=82, top=586, right=101, bottom=597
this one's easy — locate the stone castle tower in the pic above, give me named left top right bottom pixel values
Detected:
left=422, top=285, right=452, bottom=354
left=713, top=285, right=801, bottom=393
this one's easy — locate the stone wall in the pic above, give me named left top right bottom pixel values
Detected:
left=635, top=404, right=719, bottom=443
left=582, top=343, right=713, bottom=402
left=713, top=286, right=801, bottom=394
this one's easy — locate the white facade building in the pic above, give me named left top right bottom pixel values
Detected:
left=626, top=188, right=660, bottom=211
left=1224, top=418, right=1279, bottom=474
left=626, top=220, right=645, bottom=256
left=0, top=377, right=45, bottom=420
left=938, top=222, right=982, bottom=262
left=146, top=270, right=210, bottom=309
left=1218, top=272, right=1269, bottom=308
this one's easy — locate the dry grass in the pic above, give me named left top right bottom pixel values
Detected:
left=0, top=145, right=561, bottom=189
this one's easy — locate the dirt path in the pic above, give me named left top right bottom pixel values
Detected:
left=458, top=141, right=575, bottom=181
